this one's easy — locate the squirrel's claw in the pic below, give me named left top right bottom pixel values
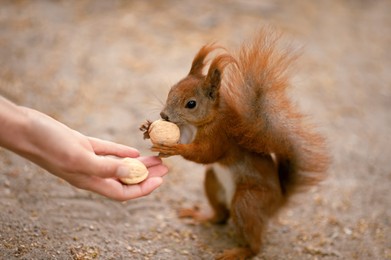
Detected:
left=158, top=152, right=171, bottom=158
left=139, top=120, right=152, bottom=139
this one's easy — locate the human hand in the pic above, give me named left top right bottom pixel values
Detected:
left=66, top=142, right=168, bottom=201
left=26, top=109, right=169, bottom=201
left=0, top=101, right=168, bottom=201
left=49, top=137, right=168, bottom=201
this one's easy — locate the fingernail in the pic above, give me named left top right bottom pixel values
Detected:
left=116, top=165, right=130, bottom=178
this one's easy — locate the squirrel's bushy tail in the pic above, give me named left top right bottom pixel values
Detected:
left=221, top=28, right=330, bottom=198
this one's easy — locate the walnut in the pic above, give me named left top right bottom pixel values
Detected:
left=119, top=158, right=148, bottom=184
left=148, top=119, right=180, bottom=145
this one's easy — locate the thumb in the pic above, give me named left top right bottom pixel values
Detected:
left=87, top=155, right=128, bottom=179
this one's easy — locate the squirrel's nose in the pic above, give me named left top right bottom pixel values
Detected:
left=160, top=111, right=169, bottom=121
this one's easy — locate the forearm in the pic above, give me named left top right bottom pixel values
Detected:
left=152, top=141, right=226, bottom=164
left=0, top=97, right=66, bottom=164
left=180, top=142, right=225, bottom=164
left=0, top=97, right=32, bottom=155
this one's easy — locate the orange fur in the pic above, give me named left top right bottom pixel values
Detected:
left=142, top=28, right=330, bottom=259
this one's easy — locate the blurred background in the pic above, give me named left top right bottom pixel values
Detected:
left=0, top=1, right=390, bottom=259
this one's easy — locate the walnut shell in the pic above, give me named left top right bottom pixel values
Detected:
left=119, top=158, right=149, bottom=184
left=148, top=119, right=180, bottom=145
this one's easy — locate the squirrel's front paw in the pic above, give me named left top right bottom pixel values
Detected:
left=151, top=143, right=180, bottom=157
left=139, top=120, right=152, bottom=139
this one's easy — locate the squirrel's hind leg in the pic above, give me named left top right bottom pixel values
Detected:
left=216, top=247, right=254, bottom=260
left=225, top=157, right=282, bottom=258
left=178, top=167, right=230, bottom=224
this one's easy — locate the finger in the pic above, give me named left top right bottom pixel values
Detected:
left=86, top=155, right=167, bottom=179
left=84, top=155, right=123, bottom=178
left=121, top=177, right=163, bottom=200
left=116, top=158, right=168, bottom=179
left=88, top=137, right=140, bottom=158
left=137, top=156, right=164, bottom=167
left=146, top=164, right=169, bottom=178
left=86, top=177, right=163, bottom=201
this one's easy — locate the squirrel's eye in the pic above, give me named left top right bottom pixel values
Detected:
left=185, top=100, right=197, bottom=109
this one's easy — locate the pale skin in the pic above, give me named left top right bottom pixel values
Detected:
left=0, top=96, right=168, bottom=201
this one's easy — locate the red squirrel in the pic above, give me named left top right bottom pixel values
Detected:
left=141, top=29, right=329, bottom=259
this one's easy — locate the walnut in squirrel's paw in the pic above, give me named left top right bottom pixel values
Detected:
left=119, top=158, right=149, bottom=184
left=142, top=119, right=180, bottom=145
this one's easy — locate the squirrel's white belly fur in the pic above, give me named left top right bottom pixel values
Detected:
left=179, top=124, right=197, bottom=144
left=213, top=164, right=236, bottom=209
left=179, top=124, right=236, bottom=209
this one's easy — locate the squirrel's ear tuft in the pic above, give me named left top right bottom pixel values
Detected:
left=205, top=68, right=221, bottom=100
left=189, top=44, right=220, bottom=76
left=204, top=54, right=235, bottom=100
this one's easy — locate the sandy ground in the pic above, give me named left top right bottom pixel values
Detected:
left=0, top=0, right=390, bottom=259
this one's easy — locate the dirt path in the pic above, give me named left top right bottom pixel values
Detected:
left=1, top=1, right=390, bottom=259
